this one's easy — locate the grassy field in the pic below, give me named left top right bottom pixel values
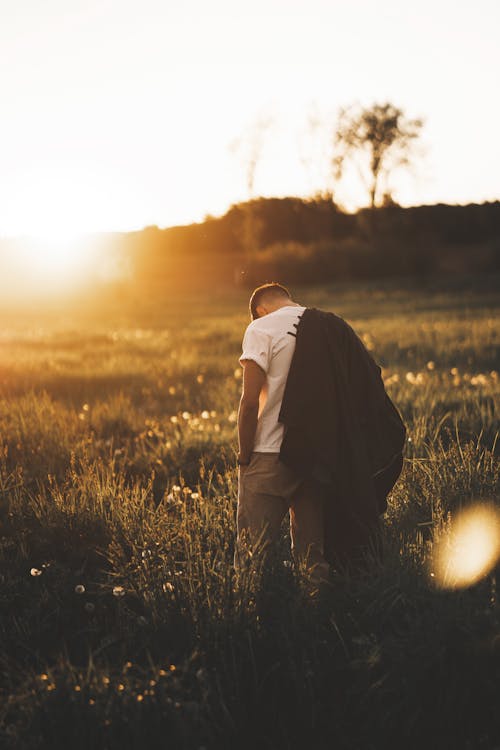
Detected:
left=0, top=276, right=499, bottom=749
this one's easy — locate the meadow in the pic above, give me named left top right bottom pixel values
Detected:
left=0, top=275, right=499, bottom=749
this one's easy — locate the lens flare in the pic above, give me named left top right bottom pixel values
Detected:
left=433, top=504, right=500, bottom=589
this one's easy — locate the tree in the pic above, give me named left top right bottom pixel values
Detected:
left=332, top=102, right=423, bottom=209
left=229, top=113, right=274, bottom=197
left=298, top=103, right=338, bottom=201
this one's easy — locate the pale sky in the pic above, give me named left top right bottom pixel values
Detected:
left=1, top=0, right=499, bottom=237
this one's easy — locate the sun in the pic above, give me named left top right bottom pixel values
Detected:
left=4, top=233, right=100, bottom=300
left=21, top=235, right=90, bottom=280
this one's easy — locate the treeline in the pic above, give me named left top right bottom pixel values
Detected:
left=118, top=197, right=500, bottom=287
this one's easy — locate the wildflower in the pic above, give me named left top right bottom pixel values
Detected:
left=196, top=374, right=204, bottom=384
left=168, top=386, right=176, bottom=395
left=191, top=492, right=200, bottom=500
left=158, top=669, right=167, bottom=677
left=405, top=372, right=425, bottom=386
left=137, top=694, right=144, bottom=702
left=75, top=584, right=85, bottom=594
left=471, top=374, right=488, bottom=386
left=210, top=410, right=216, bottom=418
left=172, top=484, right=181, bottom=493
left=113, top=586, right=125, bottom=597
left=74, top=685, right=81, bottom=692
left=426, top=361, right=435, bottom=370
left=201, top=410, right=210, bottom=419
left=39, top=674, right=49, bottom=681
left=163, top=582, right=174, bottom=593
left=84, top=602, right=95, bottom=614
left=170, top=415, right=178, bottom=424
left=182, top=411, right=191, bottom=420
left=450, top=367, right=459, bottom=375
left=170, top=665, right=176, bottom=672
left=384, top=374, right=399, bottom=386
left=30, top=568, right=42, bottom=577
left=234, top=368, right=242, bottom=379
left=102, top=676, right=110, bottom=685
left=89, top=698, right=95, bottom=705
left=228, top=410, right=237, bottom=423
left=82, top=403, right=90, bottom=412
left=141, top=549, right=152, bottom=559
left=117, top=683, right=125, bottom=691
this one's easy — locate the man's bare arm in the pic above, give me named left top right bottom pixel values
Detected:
left=238, top=359, right=266, bottom=464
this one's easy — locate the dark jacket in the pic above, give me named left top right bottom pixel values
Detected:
left=278, top=307, right=406, bottom=567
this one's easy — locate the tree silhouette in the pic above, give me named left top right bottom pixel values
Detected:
left=332, top=102, right=423, bottom=209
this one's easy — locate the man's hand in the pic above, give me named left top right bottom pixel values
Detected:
left=238, top=359, right=266, bottom=464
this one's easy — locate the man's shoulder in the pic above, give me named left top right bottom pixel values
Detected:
left=244, top=307, right=306, bottom=337
left=243, top=318, right=272, bottom=337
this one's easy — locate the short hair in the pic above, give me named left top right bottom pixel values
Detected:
left=249, top=282, right=291, bottom=320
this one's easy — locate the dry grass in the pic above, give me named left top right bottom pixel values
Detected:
left=0, top=277, right=499, bottom=749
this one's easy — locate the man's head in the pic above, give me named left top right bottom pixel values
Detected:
left=249, top=282, right=293, bottom=320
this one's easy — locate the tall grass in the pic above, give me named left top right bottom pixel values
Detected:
left=0, top=278, right=499, bottom=749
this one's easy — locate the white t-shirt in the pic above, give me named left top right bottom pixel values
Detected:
left=239, top=305, right=306, bottom=452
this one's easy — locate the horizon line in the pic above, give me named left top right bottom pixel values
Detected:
left=0, top=195, right=499, bottom=242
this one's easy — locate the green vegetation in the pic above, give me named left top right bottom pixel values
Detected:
left=0, top=277, right=499, bottom=749
left=115, top=198, right=500, bottom=286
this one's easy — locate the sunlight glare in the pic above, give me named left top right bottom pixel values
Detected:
left=433, top=504, right=500, bottom=589
left=0, top=234, right=103, bottom=301
left=23, top=238, right=86, bottom=276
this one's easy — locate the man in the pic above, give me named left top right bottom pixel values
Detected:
left=235, top=282, right=330, bottom=583
left=235, top=282, right=406, bottom=579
